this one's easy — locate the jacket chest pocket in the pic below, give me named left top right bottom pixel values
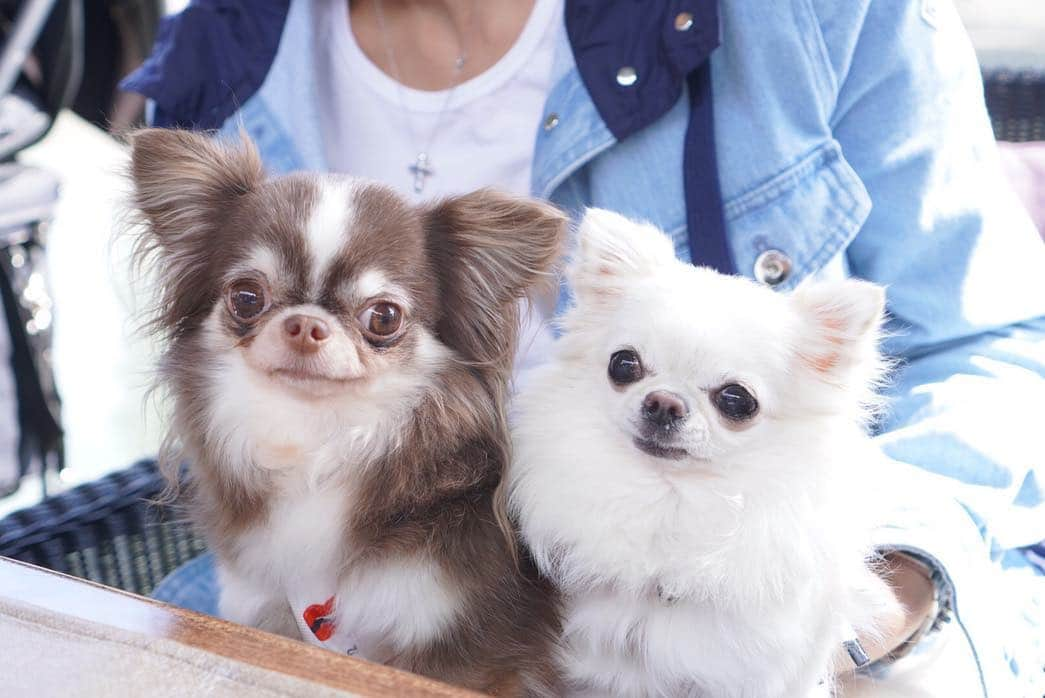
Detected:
left=724, top=140, right=871, bottom=290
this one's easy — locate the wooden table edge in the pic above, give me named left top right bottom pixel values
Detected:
left=0, top=556, right=483, bottom=697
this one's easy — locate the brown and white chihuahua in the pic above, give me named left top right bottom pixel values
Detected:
left=127, top=129, right=564, bottom=695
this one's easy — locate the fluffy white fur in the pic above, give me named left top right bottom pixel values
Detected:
left=508, top=209, right=900, bottom=697
left=306, top=178, right=355, bottom=282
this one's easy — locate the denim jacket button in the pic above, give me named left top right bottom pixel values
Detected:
left=616, top=66, right=638, bottom=87
left=754, top=249, right=792, bottom=286
left=674, top=12, right=694, bottom=31
left=543, top=113, right=560, bottom=131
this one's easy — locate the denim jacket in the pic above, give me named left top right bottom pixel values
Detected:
left=125, top=1, right=1045, bottom=694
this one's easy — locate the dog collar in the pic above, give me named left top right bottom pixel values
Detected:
left=289, top=592, right=361, bottom=657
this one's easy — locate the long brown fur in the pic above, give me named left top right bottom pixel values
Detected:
left=126, top=128, right=566, bottom=695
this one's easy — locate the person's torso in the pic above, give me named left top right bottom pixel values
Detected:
left=216, top=0, right=863, bottom=294
left=314, top=0, right=562, bottom=202
left=126, top=0, right=1038, bottom=341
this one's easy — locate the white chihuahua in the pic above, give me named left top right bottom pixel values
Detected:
left=508, top=210, right=901, bottom=697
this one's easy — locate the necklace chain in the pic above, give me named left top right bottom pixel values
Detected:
left=372, top=0, right=475, bottom=194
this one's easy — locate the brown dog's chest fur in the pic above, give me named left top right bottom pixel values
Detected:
left=179, top=363, right=560, bottom=696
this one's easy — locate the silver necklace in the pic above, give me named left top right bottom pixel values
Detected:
left=373, top=0, right=474, bottom=194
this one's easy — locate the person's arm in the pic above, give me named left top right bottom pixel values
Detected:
left=814, top=0, right=1045, bottom=691
left=839, top=552, right=935, bottom=666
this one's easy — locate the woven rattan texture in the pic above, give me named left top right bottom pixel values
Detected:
left=0, top=460, right=205, bottom=595
left=984, top=69, right=1045, bottom=142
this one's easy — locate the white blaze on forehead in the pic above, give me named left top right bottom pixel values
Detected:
left=353, top=268, right=412, bottom=309
left=239, top=246, right=280, bottom=279
left=355, top=269, right=389, bottom=299
left=307, top=178, right=355, bottom=278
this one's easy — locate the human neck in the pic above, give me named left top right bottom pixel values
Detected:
left=349, top=0, right=537, bottom=91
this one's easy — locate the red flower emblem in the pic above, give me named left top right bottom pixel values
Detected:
left=303, top=596, right=337, bottom=642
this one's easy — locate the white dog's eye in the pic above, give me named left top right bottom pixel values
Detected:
left=608, top=349, right=644, bottom=385
left=712, top=384, right=759, bottom=421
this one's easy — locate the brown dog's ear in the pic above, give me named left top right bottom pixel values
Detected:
left=127, top=128, right=265, bottom=336
left=424, top=189, right=567, bottom=370
left=128, top=128, right=264, bottom=251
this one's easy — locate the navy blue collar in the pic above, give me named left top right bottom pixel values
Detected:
left=121, top=1, right=292, bottom=130
left=565, top=0, right=720, bottom=141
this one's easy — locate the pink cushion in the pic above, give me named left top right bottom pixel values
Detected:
left=998, top=141, right=1045, bottom=239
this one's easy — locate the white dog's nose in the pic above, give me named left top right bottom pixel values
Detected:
left=642, top=391, right=688, bottom=427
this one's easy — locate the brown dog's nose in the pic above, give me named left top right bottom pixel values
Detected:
left=642, top=390, right=689, bottom=428
left=283, top=314, right=330, bottom=353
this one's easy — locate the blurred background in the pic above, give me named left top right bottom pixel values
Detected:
left=0, top=0, right=1042, bottom=517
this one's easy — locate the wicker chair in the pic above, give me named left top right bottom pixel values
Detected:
left=0, top=459, right=205, bottom=595
left=983, top=69, right=1045, bottom=142
left=1, top=69, right=1043, bottom=596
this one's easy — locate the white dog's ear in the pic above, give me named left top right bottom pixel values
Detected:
left=570, top=208, right=677, bottom=303
left=790, top=279, right=886, bottom=383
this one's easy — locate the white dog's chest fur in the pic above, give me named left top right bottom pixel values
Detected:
left=560, top=585, right=838, bottom=698
left=521, top=472, right=886, bottom=698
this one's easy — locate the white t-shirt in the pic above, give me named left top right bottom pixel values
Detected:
left=315, top=0, right=563, bottom=202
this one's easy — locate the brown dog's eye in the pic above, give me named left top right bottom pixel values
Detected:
left=227, top=280, right=267, bottom=321
left=359, top=302, right=403, bottom=340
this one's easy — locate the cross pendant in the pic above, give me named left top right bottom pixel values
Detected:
left=408, top=152, right=434, bottom=194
